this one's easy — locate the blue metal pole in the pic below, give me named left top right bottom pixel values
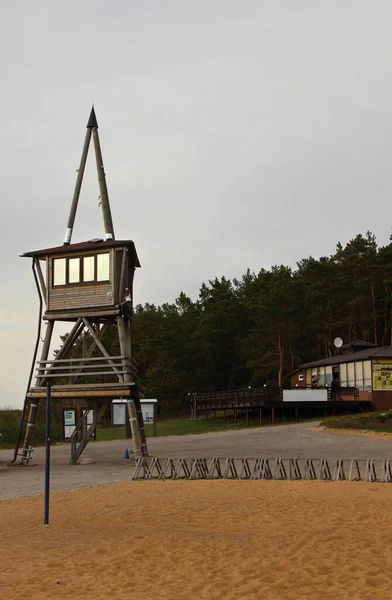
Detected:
left=44, top=381, right=51, bottom=525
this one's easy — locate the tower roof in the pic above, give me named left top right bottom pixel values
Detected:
left=22, top=239, right=141, bottom=267
left=63, top=106, right=114, bottom=245
left=86, top=106, right=98, bottom=129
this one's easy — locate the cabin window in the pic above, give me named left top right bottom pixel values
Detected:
left=340, top=363, right=347, bottom=386
left=318, top=367, right=325, bottom=387
left=68, top=258, right=80, bottom=283
left=97, top=253, right=110, bottom=281
left=298, top=374, right=304, bottom=381
left=363, top=361, right=372, bottom=390
left=325, top=366, right=333, bottom=386
left=52, top=252, right=111, bottom=286
left=83, top=256, right=95, bottom=282
left=355, top=362, right=364, bottom=390
left=347, top=363, right=355, bottom=387
left=53, top=258, right=66, bottom=286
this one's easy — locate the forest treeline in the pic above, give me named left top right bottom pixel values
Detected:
left=125, top=231, right=392, bottom=412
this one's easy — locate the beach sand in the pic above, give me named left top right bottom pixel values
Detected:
left=1, top=480, right=391, bottom=599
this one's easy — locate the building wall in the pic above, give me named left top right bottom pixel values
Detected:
left=371, top=391, right=392, bottom=410
left=113, top=247, right=133, bottom=305
left=290, top=370, right=306, bottom=388
left=358, top=391, right=373, bottom=402
left=47, top=249, right=115, bottom=311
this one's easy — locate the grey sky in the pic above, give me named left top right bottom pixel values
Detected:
left=1, top=1, right=392, bottom=407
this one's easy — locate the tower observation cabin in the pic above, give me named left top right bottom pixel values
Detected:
left=13, top=107, right=148, bottom=465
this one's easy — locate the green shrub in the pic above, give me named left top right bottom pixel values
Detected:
left=0, top=409, right=21, bottom=422
left=0, top=419, right=19, bottom=445
left=0, top=418, right=64, bottom=448
left=321, top=411, right=392, bottom=432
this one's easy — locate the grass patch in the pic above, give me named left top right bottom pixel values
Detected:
left=97, top=416, right=251, bottom=441
left=0, top=407, right=324, bottom=448
left=321, top=411, right=392, bottom=433
left=96, top=411, right=322, bottom=442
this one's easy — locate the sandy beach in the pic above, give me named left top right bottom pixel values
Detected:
left=1, top=480, right=391, bottom=599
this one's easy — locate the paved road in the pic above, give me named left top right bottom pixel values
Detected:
left=1, top=422, right=392, bottom=501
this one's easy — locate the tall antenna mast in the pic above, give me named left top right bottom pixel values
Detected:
left=64, top=106, right=115, bottom=244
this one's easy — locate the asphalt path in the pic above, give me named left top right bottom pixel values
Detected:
left=1, top=421, right=392, bottom=501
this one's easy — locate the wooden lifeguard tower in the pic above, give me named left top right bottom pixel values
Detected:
left=13, top=107, right=148, bottom=464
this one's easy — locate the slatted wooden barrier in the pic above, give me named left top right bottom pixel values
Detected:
left=131, top=457, right=392, bottom=483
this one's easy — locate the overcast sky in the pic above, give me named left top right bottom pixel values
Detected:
left=1, top=0, right=392, bottom=407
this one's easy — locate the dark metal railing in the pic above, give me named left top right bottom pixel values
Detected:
left=189, top=387, right=283, bottom=412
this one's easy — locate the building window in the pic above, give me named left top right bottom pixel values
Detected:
left=325, top=366, right=333, bottom=386
left=53, top=258, right=66, bottom=286
left=52, top=252, right=110, bottom=286
left=363, top=361, right=372, bottom=390
left=298, top=374, right=304, bottom=381
left=340, top=363, right=347, bottom=386
left=347, top=363, right=355, bottom=387
left=68, top=257, right=80, bottom=284
left=97, top=253, right=110, bottom=281
left=355, top=362, right=364, bottom=390
left=83, top=256, right=95, bottom=282
left=318, top=367, right=326, bottom=387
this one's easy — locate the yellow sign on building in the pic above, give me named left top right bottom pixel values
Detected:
left=373, top=360, right=392, bottom=390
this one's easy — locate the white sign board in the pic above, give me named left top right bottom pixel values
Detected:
left=283, top=389, right=328, bottom=402
left=142, top=403, right=155, bottom=424
left=82, top=409, right=95, bottom=438
left=64, top=409, right=76, bottom=438
left=111, top=400, right=157, bottom=425
left=83, top=409, right=94, bottom=425
left=113, top=403, right=126, bottom=425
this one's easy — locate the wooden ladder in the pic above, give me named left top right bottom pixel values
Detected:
left=69, top=402, right=108, bottom=464
left=11, top=396, right=40, bottom=465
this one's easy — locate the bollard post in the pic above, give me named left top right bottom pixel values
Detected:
left=44, top=381, right=51, bottom=525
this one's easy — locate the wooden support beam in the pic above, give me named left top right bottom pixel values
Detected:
left=36, top=319, right=84, bottom=380
left=27, top=389, right=134, bottom=399
left=70, top=318, right=116, bottom=382
left=44, top=308, right=121, bottom=321
left=34, top=258, right=47, bottom=306
left=82, top=318, right=123, bottom=381
left=70, top=400, right=109, bottom=464
left=20, top=320, right=55, bottom=461
left=54, top=319, right=84, bottom=361
left=38, top=355, right=129, bottom=364
left=118, top=247, right=128, bottom=303
left=30, top=381, right=134, bottom=391
left=117, top=315, right=142, bottom=453
left=36, top=321, right=55, bottom=386
left=40, top=370, right=128, bottom=378
left=64, top=124, right=93, bottom=244
left=36, top=362, right=125, bottom=371
left=92, top=127, right=115, bottom=240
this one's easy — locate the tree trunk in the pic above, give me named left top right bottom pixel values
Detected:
left=290, top=344, right=295, bottom=372
left=327, top=297, right=333, bottom=357
left=370, top=275, right=378, bottom=345
left=382, top=287, right=389, bottom=345
left=277, top=329, right=284, bottom=388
